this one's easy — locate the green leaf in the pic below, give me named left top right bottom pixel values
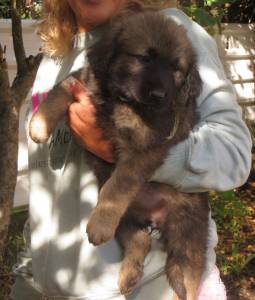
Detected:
left=194, top=8, right=217, bottom=27
left=206, top=0, right=237, bottom=6
left=241, top=253, right=255, bottom=270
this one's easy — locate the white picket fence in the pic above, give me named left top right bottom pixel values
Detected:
left=0, top=19, right=254, bottom=207
left=215, top=23, right=255, bottom=121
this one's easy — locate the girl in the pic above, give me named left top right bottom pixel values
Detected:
left=11, top=1, right=251, bottom=299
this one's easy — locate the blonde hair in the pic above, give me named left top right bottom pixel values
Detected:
left=38, top=0, right=178, bottom=58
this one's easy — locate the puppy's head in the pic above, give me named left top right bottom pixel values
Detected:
left=88, top=11, right=202, bottom=111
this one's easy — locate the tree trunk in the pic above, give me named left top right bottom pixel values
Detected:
left=0, top=0, right=41, bottom=262
left=0, top=44, right=19, bottom=261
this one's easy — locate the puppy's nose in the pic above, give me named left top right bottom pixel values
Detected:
left=149, top=90, right=166, bottom=101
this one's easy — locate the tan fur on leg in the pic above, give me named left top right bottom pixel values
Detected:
left=183, top=271, right=201, bottom=300
left=172, top=292, right=180, bottom=300
left=117, top=223, right=151, bottom=295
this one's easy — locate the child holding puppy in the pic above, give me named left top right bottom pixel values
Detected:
left=11, top=1, right=251, bottom=299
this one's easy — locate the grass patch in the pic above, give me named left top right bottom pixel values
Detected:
left=211, top=187, right=255, bottom=299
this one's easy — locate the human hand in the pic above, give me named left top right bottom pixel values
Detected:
left=67, top=79, right=114, bottom=163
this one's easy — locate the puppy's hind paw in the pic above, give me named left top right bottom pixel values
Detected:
left=118, top=261, right=143, bottom=295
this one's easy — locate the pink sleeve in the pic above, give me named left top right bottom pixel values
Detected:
left=31, top=92, right=48, bottom=113
left=197, top=266, right=227, bottom=300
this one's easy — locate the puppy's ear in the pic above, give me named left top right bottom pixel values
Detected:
left=87, top=25, right=122, bottom=80
left=178, top=65, right=202, bottom=105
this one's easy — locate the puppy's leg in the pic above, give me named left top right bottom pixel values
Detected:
left=168, top=268, right=202, bottom=300
left=116, top=220, right=151, bottom=295
left=172, top=293, right=180, bottom=300
left=165, top=232, right=206, bottom=300
left=183, top=270, right=201, bottom=300
left=86, top=148, right=168, bottom=245
left=86, top=160, right=145, bottom=245
left=171, top=268, right=201, bottom=300
left=29, top=71, right=82, bottom=143
left=164, top=196, right=209, bottom=300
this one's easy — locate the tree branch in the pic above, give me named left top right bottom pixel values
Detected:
left=0, top=44, right=10, bottom=91
left=11, top=0, right=27, bottom=75
left=10, top=0, right=42, bottom=108
left=12, top=53, right=42, bottom=108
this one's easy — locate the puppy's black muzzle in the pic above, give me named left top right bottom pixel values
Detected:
left=149, top=89, right=166, bottom=102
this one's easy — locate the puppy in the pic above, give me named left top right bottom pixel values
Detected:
left=30, top=11, right=210, bottom=300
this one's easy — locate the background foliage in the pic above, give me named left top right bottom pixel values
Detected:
left=0, top=0, right=42, bottom=19
left=182, top=0, right=254, bottom=33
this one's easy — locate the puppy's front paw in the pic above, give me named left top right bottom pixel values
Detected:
left=86, top=208, right=119, bottom=246
left=29, top=115, right=50, bottom=143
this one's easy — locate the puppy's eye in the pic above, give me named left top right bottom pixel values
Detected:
left=119, top=95, right=129, bottom=102
left=118, top=92, right=132, bottom=103
left=138, top=55, right=151, bottom=63
left=126, top=52, right=151, bottom=63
